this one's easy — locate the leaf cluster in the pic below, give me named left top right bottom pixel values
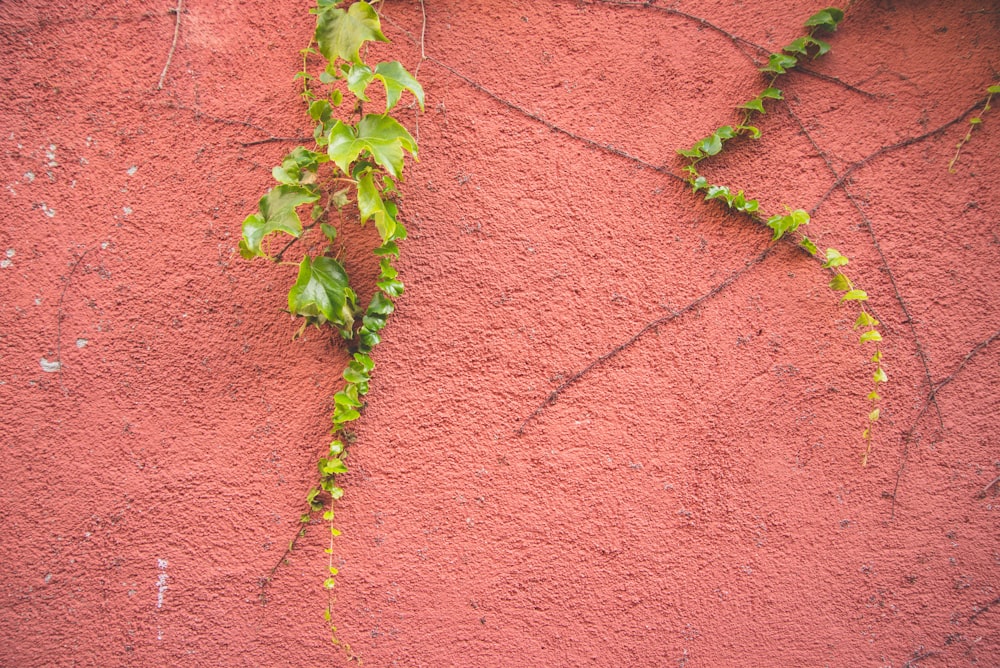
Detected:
left=238, top=0, right=423, bottom=607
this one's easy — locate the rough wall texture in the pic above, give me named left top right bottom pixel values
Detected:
left=1, top=1, right=998, bottom=666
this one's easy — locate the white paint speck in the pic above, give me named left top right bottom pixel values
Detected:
left=123, top=206, right=132, bottom=216
left=100, top=242, right=109, bottom=250
left=39, top=358, right=61, bottom=372
left=44, top=573, right=52, bottom=584
left=45, top=144, right=57, bottom=167
left=23, top=171, right=34, bottom=182
left=156, top=559, right=168, bottom=609
left=0, top=260, right=10, bottom=269
left=76, top=339, right=88, bottom=348
left=6, top=249, right=14, bottom=258
left=127, top=166, right=137, bottom=176
left=40, top=203, right=55, bottom=218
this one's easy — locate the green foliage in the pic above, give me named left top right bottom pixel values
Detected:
left=949, top=83, right=999, bottom=172
left=676, top=6, right=884, bottom=465
left=239, top=0, right=421, bottom=632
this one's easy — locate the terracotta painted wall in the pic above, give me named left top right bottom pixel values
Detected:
left=1, top=1, right=998, bottom=666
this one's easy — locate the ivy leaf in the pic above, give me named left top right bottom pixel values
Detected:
left=829, top=274, right=851, bottom=291
left=873, top=367, right=888, bottom=384
left=859, top=330, right=882, bottom=344
left=841, top=289, right=869, bottom=301
left=321, top=223, right=337, bottom=242
left=741, top=97, right=765, bottom=114
left=315, top=0, right=388, bottom=64
left=869, top=408, right=880, bottom=422
left=760, top=87, right=783, bottom=100
left=705, top=185, right=731, bottom=201
left=854, top=312, right=879, bottom=329
left=345, top=64, right=375, bottom=100
left=327, top=120, right=365, bottom=174
left=357, top=114, right=418, bottom=179
left=761, top=53, right=798, bottom=74
left=805, top=8, right=845, bottom=32
left=988, top=85, right=1000, bottom=94
left=367, top=291, right=395, bottom=316
left=738, top=125, right=762, bottom=139
left=374, top=61, right=426, bottom=111
left=357, top=173, right=397, bottom=241
left=287, top=256, right=356, bottom=330
left=822, top=248, right=849, bottom=268
left=784, top=37, right=810, bottom=55
left=240, top=185, right=319, bottom=258
left=677, top=146, right=704, bottom=160
left=800, top=236, right=818, bottom=256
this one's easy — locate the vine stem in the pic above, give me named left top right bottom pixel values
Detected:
left=948, top=88, right=995, bottom=172
left=157, top=0, right=183, bottom=90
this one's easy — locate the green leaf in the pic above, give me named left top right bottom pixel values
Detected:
left=690, top=176, right=709, bottom=192
left=969, top=117, right=982, bottom=125
left=354, top=352, right=375, bottom=372
left=760, top=87, right=783, bottom=100
left=374, top=61, right=425, bottom=111
left=854, top=312, right=879, bottom=329
left=329, top=487, right=344, bottom=501
left=822, top=248, right=849, bottom=268
left=374, top=240, right=400, bottom=257
left=379, top=258, right=398, bottom=279
left=321, top=223, right=337, bottom=242
left=377, top=278, right=405, bottom=297
left=314, top=1, right=388, bottom=64
left=873, top=367, right=888, bottom=384
left=804, top=8, right=845, bottom=31
left=329, top=114, right=418, bottom=180
left=309, top=100, right=332, bottom=123
left=783, top=37, right=810, bottom=55
left=841, top=289, right=869, bottom=301
left=367, top=291, right=395, bottom=316
left=766, top=209, right=808, bottom=241
left=287, top=256, right=356, bottom=329
left=321, top=457, right=349, bottom=474
left=868, top=390, right=881, bottom=401
left=869, top=408, right=880, bottom=421
left=323, top=510, right=335, bottom=521
left=988, top=85, right=1000, bottom=94
left=741, top=97, right=765, bottom=114
left=871, top=350, right=882, bottom=363
left=800, top=236, right=818, bottom=256
left=705, top=185, right=731, bottom=201
left=329, top=440, right=344, bottom=456
left=334, top=386, right=362, bottom=407
left=829, top=273, right=852, bottom=291
left=859, top=330, right=882, bottom=344
left=323, top=578, right=336, bottom=589
left=761, top=53, right=798, bottom=74
left=240, top=185, right=319, bottom=258
left=810, top=37, right=831, bottom=57
left=677, top=146, right=704, bottom=160
left=357, top=173, right=397, bottom=241
left=345, top=64, right=375, bottom=100
left=738, top=125, right=762, bottom=139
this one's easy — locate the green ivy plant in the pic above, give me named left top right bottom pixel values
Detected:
left=239, top=0, right=422, bottom=646
left=677, top=7, right=886, bottom=465
left=948, top=83, right=1000, bottom=172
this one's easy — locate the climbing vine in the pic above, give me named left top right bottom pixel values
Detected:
left=676, top=7, right=886, bottom=465
left=949, top=83, right=1000, bottom=172
left=239, top=0, right=422, bottom=646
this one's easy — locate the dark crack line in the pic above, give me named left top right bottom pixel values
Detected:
left=890, top=326, right=1000, bottom=519
left=517, top=245, right=774, bottom=435
left=785, top=104, right=943, bottom=429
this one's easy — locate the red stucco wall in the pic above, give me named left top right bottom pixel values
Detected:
left=2, top=1, right=998, bottom=665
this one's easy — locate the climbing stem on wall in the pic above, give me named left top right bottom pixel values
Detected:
left=239, top=0, right=422, bottom=645
left=677, top=7, right=885, bottom=464
left=948, top=84, right=1000, bottom=172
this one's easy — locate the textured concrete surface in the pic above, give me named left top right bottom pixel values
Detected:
left=1, top=1, right=998, bottom=665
